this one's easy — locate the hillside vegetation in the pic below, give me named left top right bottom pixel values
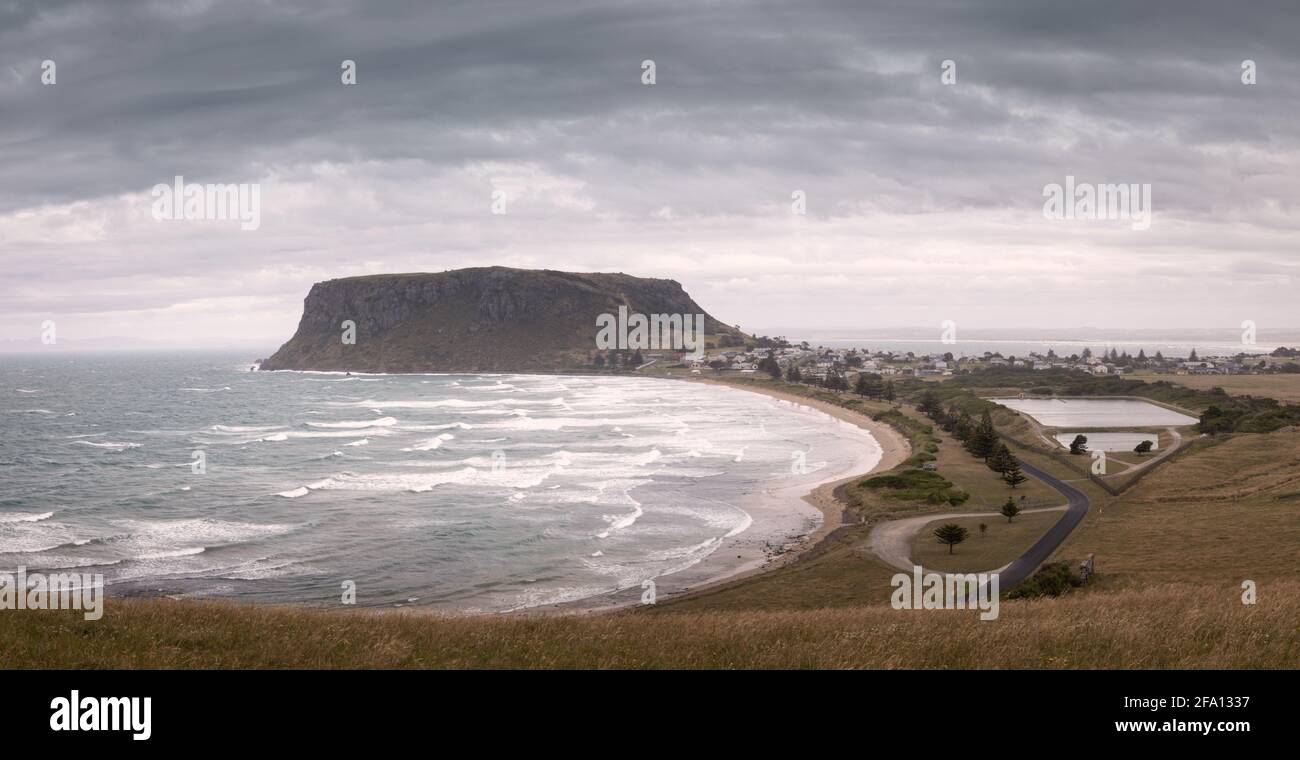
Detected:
left=1, top=583, right=1294, bottom=669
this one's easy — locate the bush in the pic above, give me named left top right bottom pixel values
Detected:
left=861, top=469, right=967, bottom=505
left=1005, top=561, right=1077, bottom=599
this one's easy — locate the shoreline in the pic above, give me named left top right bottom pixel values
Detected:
left=532, top=378, right=912, bottom=615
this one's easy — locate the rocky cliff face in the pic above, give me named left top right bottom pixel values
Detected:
left=259, top=267, right=741, bottom=373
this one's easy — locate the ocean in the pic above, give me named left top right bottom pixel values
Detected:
left=0, top=353, right=878, bottom=612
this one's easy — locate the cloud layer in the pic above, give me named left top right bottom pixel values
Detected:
left=2, top=0, right=1298, bottom=347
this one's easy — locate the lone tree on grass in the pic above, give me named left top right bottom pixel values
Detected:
left=979, top=522, right=988, bottom=538
left=933, top=523, right=969, bottom=554
left=1069, top=434, right=1089, bottom=455
left=1134, top=440, right=1154, bottom=456
left=1002, top=458, right=1027, bottom=488
left=1000, top=497, right=1021, bottom=523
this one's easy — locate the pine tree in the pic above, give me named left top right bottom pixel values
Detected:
left=952, top=411, right=974, bottom=442
left=986, top=442, right=1015, bottom=474
left=966, top=410, right=998, bottom=460
left=882, top=380, right=896, bottom=402
left=786, top=365, right=802, bottom=383
left=933, top=523, right=969, bottom=554
left=1002, top=458, right=1027, bottom=488
left=1000, top=497, right=1021, bottom=523
left=918, top=389, right=944, bottom=419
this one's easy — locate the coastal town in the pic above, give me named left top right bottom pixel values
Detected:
left=664, top=341, right=1300, bottom=381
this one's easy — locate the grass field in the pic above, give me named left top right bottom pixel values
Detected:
left=911, top=510, right=1063, bottom=574
left=1, top=582, right=1293, bottom=669
left=1058, top=428, right=1300, bottom=590
left=1133, top=372, right=1300, bottom=404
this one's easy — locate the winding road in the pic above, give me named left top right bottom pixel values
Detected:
left=867, top=459, right=1091, bottom=588
left=996, top=460, right=1090, bottom=587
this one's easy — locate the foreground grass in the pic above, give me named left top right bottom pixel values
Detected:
left=1, top=582, right=1295, bottom=669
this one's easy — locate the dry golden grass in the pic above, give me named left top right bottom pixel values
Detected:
left=1055, top=430, right=1300, bottom=588
left=1, top=582, right=1294, bottom=669
left=1134, top=372, right=1300, bottom=404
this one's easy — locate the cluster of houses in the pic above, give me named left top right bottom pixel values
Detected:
left=678, top=344, right=1264, bottom=378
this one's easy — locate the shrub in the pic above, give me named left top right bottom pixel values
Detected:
left=1006, top=561, right=1077, bottom=599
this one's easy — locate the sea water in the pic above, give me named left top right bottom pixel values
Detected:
left=0, top=353, right=879, bottom=612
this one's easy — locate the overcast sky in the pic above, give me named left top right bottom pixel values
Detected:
left=2, top=0, right=1298, bottom=349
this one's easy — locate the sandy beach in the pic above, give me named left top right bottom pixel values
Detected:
left=546, top=378, right=912, bottom=614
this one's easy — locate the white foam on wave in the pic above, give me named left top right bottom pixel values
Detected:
left=305, top=416, right=398, bottom=429
left=15, top=388, right=40, bottom=393
left=210, top=424, right=286, bottom=434
left=0, top=511, right=54, bottom=524
left=71, top=440, right=141, bottom=451
left=342, top=396, right=565, bottom=410
left=105, top=518, right=296, bottom=561
left=254, top=429, right=394, bottom=443
left=396, top=422, right=473, bottom=432
left=401, top=433, right=455, bottom=452
left=138, top=547, right=206, bottom=560
left=465, top=382, right=516, bottom=392
left=179, top=387, right=231, bottom=392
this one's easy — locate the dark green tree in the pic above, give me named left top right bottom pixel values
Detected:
left=965, top=410, right=998, bottom=460
left=854, top=372, right=883, bottom=398
left=1134, top=440, right=1154, bottom=455
left=918, top=389, right=944, bottom=419
left=933, top=523, right=969, bottom=554
left=986, top=442, right=1015, bottom=475
left=1000, top=497, right=1021, bottom=523
left=1069, top=434, right=1088, bottom=455
left=1002, top=458, right=1027, bottom=488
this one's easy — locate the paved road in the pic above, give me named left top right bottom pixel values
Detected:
left=865, top=459, right=1091, bottom=589
left=996, top=460, right=1090, bottom=587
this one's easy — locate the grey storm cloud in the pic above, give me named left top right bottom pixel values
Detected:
left=3, top=0, right=1297, bottom=212
left=1, top=0, right=1298, bottom=344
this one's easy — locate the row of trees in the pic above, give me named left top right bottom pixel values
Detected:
left=919, top=390, right=1026, bottom=487
left=777, top=361, right=897, bottom=401
left=591, top=349, right=645, bottom=368
left=852, top=372, right=897, bottom=401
